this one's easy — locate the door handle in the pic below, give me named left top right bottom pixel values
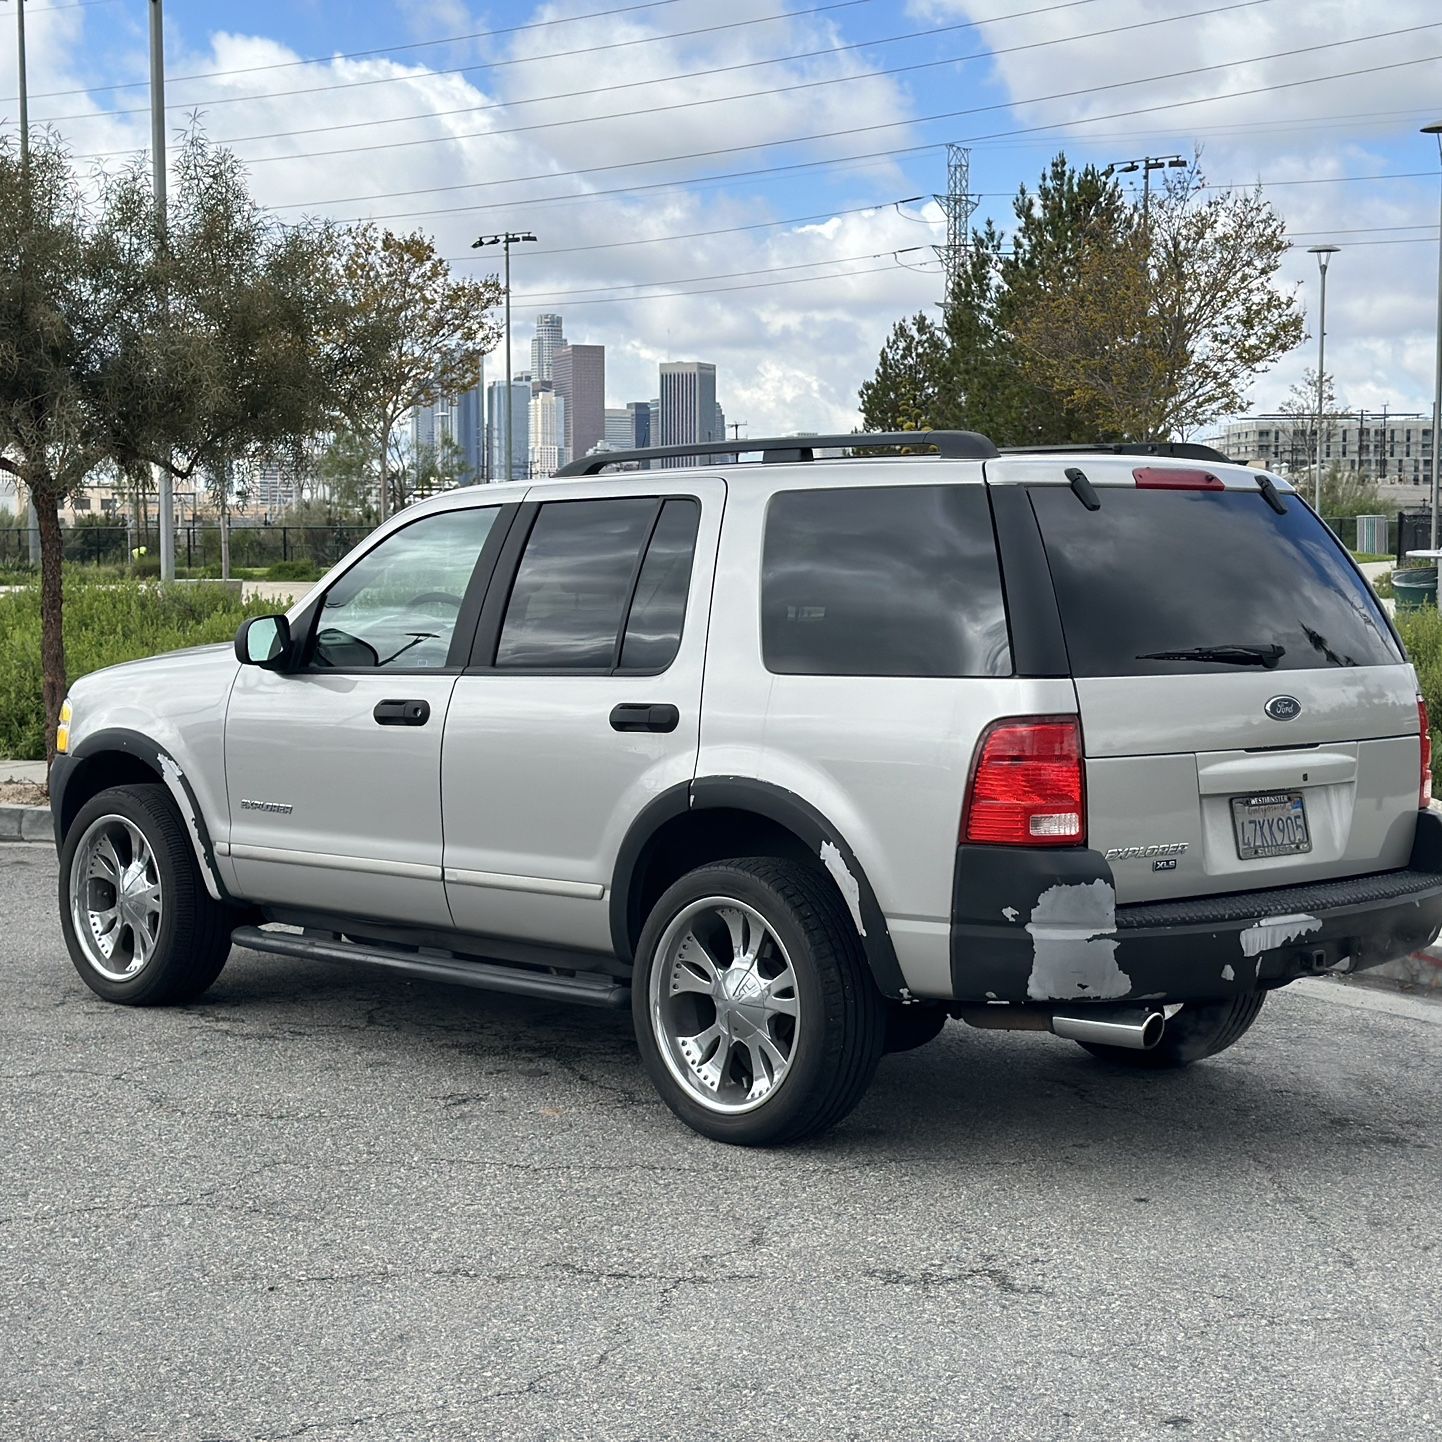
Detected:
left=609, top=703, right=680, bottom=734
left=373, top=698, right=431, bottom=726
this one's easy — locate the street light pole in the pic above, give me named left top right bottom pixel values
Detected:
left=149, top=0, right=175, bottom=581
left=1102, top=154, right=1188, bottom=225
left=1307, top=245, right=1339, bottom=514
left=1424, top=125, right=1442, bottom=550
left=471, top=232, right=536, bottom=483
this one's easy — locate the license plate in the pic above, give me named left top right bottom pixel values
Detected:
left=1230, top=792, right=1311, bottom=860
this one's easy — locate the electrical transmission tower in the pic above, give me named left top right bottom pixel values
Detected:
left=933, top=143, right=978, bottom=309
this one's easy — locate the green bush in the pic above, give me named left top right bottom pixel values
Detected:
left=1395, top=607, right=1442, bottom=787
left=267, top=560, right=322, bottom=582
left=0, top=579, right=274, bottom=759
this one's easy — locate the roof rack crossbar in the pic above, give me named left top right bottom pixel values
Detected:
left=552, top=430, right=999, bottom=477
left=1000, top=442, right=1233, bottom=465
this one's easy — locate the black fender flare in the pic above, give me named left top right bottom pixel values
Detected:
left=609, top=776, right=907, bottom=997
left=53, top=727, right=233, bottom=904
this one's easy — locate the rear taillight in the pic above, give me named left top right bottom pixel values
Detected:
left=1420, top=696, right=1433, bottom=809
left=963, top=716, right=1085, bottom=847
left=1132, top=467, right=1225, bottom=491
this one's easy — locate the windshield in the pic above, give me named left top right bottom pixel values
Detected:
left=1029, top=487, right=1402, bottom=677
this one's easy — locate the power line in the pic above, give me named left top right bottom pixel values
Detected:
left=6, top=0, right=887, bottom=113
left=61, top=0, right=1146, bottom=149
left=77, top=0, right=1274, bottom=167
left=444, top=199, right=930, bottom=263
left=267, top=28, right=1442, bottom=218
left=506, top=258, right=927, bottom=310
left=16, top=0, right=120, bottom=13
left=509, top=247, right=927, bottom=300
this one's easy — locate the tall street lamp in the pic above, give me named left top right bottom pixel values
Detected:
left=1424, top=124, right=1442, bottom=549
left=472, top=232, right=536, bottom=483
left=1307, top=245, right=1339, bottom=513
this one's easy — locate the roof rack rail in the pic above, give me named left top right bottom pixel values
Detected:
left=1000, top=441, right=1233, bottom=465
left=552, top=430, right=999, bottom=477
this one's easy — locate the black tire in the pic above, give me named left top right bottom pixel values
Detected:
left=1076, top=992, right=1266, bottom=1070
left=884, top=1003, right=948, bottom=1054
left=632, top=858, right=886, bottom=1146
left=59, top=783, right=234, bottom=1006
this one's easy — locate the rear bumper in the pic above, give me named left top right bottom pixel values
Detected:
left=949, top=811, right=1442, bottom=1003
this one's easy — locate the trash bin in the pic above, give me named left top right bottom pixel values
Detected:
left=1393, top=567, right=1438, bottom=611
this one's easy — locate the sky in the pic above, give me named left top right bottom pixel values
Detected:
left=1, top=0, right=1439, bottom=439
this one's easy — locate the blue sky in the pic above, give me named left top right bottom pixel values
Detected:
left=4, top=0, right=1440, bottom=435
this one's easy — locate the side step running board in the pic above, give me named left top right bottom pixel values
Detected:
left=231, top=925, right=630, bottom=1009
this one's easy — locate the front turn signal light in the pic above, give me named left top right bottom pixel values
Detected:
left=55, top=698, right=72, bottom=755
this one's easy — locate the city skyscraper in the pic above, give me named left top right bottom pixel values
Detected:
left=627, top=401, right=652, bottom=450
left=554, top=343, right=606, bottom=461
left=486, top=375, right=530, bottom=481
left=529, top=313, right=565, bottom=383
left=658, top=362, right=718, bottom=466
left=604, top=408, right=633, bottom=450
left=529, top=388, right=567, bottom=478
left=409, top=375, right=484, bottom=484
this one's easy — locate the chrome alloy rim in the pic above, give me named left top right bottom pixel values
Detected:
left=69, top=814, right=164, bottom=982
left=649, top=897, right=801, bottom=1114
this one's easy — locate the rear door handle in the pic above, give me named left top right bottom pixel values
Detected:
left=373, top=698, right=431, bottom=726
left=610, top=703, right=680, bottom=734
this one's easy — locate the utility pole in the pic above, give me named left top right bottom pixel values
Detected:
left=1307, top=246, right=1339, bottom=513
left=1103, top=154, right=1188, bottom=224
left=471, top=232, right=536, bottom=482
left=149, top=0, right=175, bottom=580
left=1424, top=124, right=1442, bottom=550
left=933, top=143, right=977, bottom=311
left=9, top=0, right=40, bottom=566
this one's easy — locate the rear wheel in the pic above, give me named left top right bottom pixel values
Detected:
left=632, top=858, right=885, bottom=1146
left=60, top=783, right=233, bottom=1006
left=1076, top=992, right=1266, bottom=1069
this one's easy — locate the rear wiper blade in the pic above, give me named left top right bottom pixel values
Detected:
left=1138, top=644, right=1285, bottom=668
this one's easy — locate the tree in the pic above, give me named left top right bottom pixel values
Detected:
left=319, top=225, right=501, bottom=521
left=1010, top=166, right=1304, bottom=438
left=1275, top=369, right=1348, bottom=480
left=860, top=155, right=1132, bottom=445
left=0, top=130, right=336, bottom=767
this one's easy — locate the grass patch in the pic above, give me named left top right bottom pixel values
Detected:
left=1395, top=606, right=1442, bottom=787
left=0, top=579, right=274, bottom=760
left=1350, top=552, right=1392, bottom=564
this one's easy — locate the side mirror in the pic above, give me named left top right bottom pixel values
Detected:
left=235, top=614, right=293, bottom=670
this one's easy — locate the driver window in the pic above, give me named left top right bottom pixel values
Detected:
left=307, top=507, right=498, bottom=670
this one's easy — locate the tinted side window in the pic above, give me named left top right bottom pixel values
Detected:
left=1029, top=487, right=1402, bottom=675
left=496, top=498, right=655, bottom=669
left=762, top=485, right=1011, bottom=678
left=620, top=499, right=700, bottom=671
left=308, top=506, right=498, bottom=670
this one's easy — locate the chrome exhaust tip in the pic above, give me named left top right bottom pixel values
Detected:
left=1050, top=1007, right=1165, bottom=1051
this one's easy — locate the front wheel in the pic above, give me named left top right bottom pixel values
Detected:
left=60, top=783, right=234, bottom=1006
left=632, top=859, right=885, bottom=1146
left=1075, top=992, right=1266, bottom=1069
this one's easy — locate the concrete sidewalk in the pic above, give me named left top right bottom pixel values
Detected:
left=0, top=760, right=46, bottom=785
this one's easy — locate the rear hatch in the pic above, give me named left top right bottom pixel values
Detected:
left=1009, top=458, right=1423, bottom=904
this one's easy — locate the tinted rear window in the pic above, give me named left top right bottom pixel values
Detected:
left=762, top=484, right=1011, bottom=677
left=1029, top=487, right=1401, bottom=676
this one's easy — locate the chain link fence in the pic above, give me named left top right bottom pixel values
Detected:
left=0, top=523, right=374, bottom=572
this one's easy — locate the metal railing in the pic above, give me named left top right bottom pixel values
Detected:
left=0, top=523, right=375, bottom=571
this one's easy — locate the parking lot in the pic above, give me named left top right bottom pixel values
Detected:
left=3, top=841, right=1440, bottom=1441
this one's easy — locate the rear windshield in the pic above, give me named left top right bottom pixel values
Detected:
left=1029, top=487, right=1402, bottom=676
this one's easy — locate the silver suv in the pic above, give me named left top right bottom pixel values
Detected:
left=50, top=432, right=1442, bottom=1144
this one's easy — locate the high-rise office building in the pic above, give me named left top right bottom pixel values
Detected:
left=530, top=314, right=565, bottom=384
left=529, top=388, right=567, bottom=478
left=658, top=362, right=718, bottom=466
left=604, top=408, right=634, bottom=451
left=627, top=401, right=652, bottom=450
left=554, top=344, right=606, bottom=463
left=410, top=374, right=484, bottom=484
left=454, top=378, right=484, bottom=482
left=486, top=375, right=530, bottom=482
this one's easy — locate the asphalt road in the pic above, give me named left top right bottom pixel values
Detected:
left=3, top=843, right=1440, bottom=1442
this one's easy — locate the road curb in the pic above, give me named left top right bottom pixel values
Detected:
left=0, top=804, right=51, bottom=843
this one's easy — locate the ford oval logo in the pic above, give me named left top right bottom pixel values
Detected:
left=1265, top=695, right=1302, bottom=722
